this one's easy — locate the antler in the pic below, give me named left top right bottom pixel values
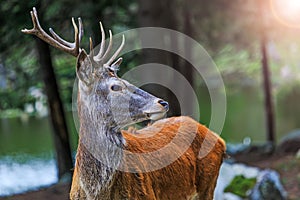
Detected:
left=89, top=22, right=125, bottom=69
left=22, top=7, right=124, bottom=70
left=22, top=7, right=83, bottom=57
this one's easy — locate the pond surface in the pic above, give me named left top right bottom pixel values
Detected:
left=0, top=114, right=77, bottom=196
left=0, top=155, right=57, bottom=196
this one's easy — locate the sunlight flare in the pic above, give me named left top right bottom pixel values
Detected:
left=271, top=0, right=300, bottom=28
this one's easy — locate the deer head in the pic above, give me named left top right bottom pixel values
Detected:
left=22, top=8, right=169, bottom=135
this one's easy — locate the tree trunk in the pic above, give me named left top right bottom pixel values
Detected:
left=259, top=0, right=276, bottom=144
left=35, top=38, right=73, bottom=179
left=261, top=36, right=275, bottom=144
left=137, top=0, right=181, bottom=116
left=182, top=4, right=195, bottom=116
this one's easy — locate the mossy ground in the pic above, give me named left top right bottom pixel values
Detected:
left=224, top=175, right=256, bottom=198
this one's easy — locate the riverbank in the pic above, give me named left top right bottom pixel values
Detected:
left=0, top=183, right=70, bottom=200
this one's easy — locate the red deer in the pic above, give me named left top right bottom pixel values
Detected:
left=23, top=8, right=226, bottom=200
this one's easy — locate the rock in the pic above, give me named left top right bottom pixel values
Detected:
left=278, top=129, right=300, bottom=153
left=249, top=169, right=287, bottom=200
left=226, top=143, right=250, bottom=155
left=246, top=142, right=275, bottom=155
left=296, top=149, right=300, bottom=159
left=227, top=142, right=275, bottom=157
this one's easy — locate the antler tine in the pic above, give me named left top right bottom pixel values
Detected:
left=22, top=7, right=82, bottom=57
left=94, top=22, right=106, bottom=60
left=49, top=27, right=73, bottom=47
left=110, top=57, right=123, bottom=71
left=49, top=17, right=83, bottom=49
left=21, top=7, right=38, bottom=34
left=105, top=34, right=125, bottom=66
left=78, top=18, right=83, bottom=43
left=100, top=30, right=113, bottom=61
left=72, top=17, right=80, bottom=55
left=93, top=23, right=113, bottom=63
left=22, top=8, right=48, bottom=38
left=89, top=37, right=94, bottom=58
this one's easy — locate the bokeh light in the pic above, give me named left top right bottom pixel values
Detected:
left=271, top=0, right=300, bottom=28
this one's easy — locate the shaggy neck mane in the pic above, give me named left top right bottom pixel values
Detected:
left=77, top=87, right=125, bottom=147
left=76, top=96, right=125, bottom=195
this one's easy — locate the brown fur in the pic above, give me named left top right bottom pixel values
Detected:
left=70, top=116, right=226, bottom=200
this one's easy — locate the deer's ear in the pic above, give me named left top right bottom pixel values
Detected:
left=76, top=50, right=94, bottom=86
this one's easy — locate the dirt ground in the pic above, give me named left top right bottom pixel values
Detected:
left=0, top=183, right=71, bottom=200
left=1, top=153, right=299, bottom=200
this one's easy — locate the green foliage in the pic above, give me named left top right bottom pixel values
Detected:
left=0, top=1, right=37, bottom=53
left=0, top=46, right=39, bottom=112
left=53, top=55, right=76, bottom=104
left=0, top=1, right=40, bottom=114
left=224, top=175, right=257, bottom=198
left=0, top=109, right=24, bottom=118
left=214, top=45, right=261, bottom=86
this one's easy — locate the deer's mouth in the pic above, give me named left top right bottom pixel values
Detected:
left=143, top=100, right=169, bottom=121
left=145, top=111, right=167, bottom=121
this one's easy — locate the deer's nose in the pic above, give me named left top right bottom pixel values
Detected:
left=158, top=100, right=169, bottom=111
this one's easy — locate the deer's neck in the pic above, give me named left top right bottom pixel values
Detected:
left=76, top=103, right=125, bottom=197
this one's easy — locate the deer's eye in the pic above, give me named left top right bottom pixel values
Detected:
left=110, top=85, right=122, bottom=91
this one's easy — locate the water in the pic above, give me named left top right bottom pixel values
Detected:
left=0, top=155, right=57, bottom=196
left=0, top=114, right=77, bottom=197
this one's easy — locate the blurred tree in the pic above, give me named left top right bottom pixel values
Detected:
left=0, top=1, right=38, bottom=111
left=258, top=0, right=275, bottom=144
left=24, top=3, right=74, bottom=179
left=35, top=36, right=73, bottom=179
left=137, top=0, right=183, bottom=117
